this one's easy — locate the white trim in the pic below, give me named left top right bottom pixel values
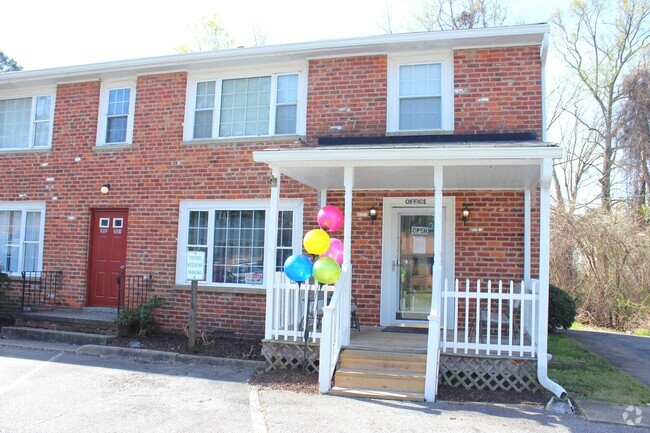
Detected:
left=184, top=63, right=308, bottom=141
left=524, top=188, right=531, bottom=283
left=0, top=201, right=46, bottom=275
left=175, top=199, right=304, bottom=287
left=387, top=51, right=454, bottom=133
left=380, top=196, right=455, bottom=326
left=256, top=146, right=563, bottom=167
left=96, top=80, right=136, bottom=147
left=0, top=24, right=549, bottom=88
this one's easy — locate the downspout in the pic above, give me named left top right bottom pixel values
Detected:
left=538, top=157, right=568, bottom=401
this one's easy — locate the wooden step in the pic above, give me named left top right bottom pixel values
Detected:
left=334, top=368, right=425, bottom=393
left=340, top=349, right=427, bottom=373
left=328, top=386, right=424, bottom=401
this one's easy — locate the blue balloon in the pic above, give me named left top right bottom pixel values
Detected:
left=284, top=254, right=313, bottom=283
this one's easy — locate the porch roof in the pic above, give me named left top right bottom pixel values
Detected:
left=253, top=142, right=562, bottom=190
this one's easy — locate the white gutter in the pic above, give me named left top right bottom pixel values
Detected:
left=0, top=23, right=549, bottom=86
left=541, top=32, right=549, bottom=142
left=253, top=145, right=563, bottom=167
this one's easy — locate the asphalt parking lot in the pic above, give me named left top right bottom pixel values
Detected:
left=0, top=344, right=647, bottom=433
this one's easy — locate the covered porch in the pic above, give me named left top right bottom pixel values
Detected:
left=253, top=142, right=564, bottom=402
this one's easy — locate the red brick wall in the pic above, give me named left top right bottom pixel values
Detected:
left=0, top=72, right=319, bottom=337
left=306, top=55, right=387, bottom=143
left=454, top=46, right=542, bottom=137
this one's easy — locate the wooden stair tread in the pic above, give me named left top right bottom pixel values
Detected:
left=340, top=349, right=427, bottom=361
left=328, top=387, right=424, bottom=401
left=336, top=368, right=426, bottom=379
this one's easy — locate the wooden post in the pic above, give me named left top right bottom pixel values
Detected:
left=189, top=279, right=197, bottom=351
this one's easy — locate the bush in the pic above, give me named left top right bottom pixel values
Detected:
left=115, top=296, right=166, bottom=336
left=549, top=284, right=577, bottom=332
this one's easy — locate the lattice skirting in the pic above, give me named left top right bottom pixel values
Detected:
left=261, top=340, right=320, bottom=372
left=439, top=354, right=541, bottom=393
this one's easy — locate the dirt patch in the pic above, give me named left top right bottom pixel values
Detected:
left=249, top=368, right=319, bottom=394
left=437, top=384, right=548, bottom=405
left=108, top=331, right=263, bottom=361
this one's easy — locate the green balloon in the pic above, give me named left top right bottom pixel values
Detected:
left=312, top=257, right=341, bottom=285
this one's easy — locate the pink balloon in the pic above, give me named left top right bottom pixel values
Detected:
left=322, top=238, right=344, bottom=265
left=317, top=206, right=344, bottom=232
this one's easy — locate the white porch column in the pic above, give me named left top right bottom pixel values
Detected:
left=425, top=165, right=443, bottom=402
left=524, top=188, right=531, bottom=284
left=319, top=189, right=328, bottom=208
left=536, top=159, right=568, bottom=399
left=342, top=166, right=354, bottom=346
left=264, top=168, right=281, bottom=340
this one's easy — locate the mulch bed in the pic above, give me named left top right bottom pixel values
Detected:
left=107, top=331, right=264, bottom=361
left=437, top=384, right=548, bottom=405
left=248, top=368, right=319, bottom=394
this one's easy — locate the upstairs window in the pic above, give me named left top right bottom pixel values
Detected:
left=387, top=54, right=453, bottom=133
left=97, top=82, right=135, bottom=146
left=399, top=64, right=441, bottom=130
left=188, top=72, right=302, bottom=140
left=0, top=95, right=54, bottom=150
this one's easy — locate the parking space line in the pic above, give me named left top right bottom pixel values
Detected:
left=0, top=351, right=64, bottom=396
left=248, top=385, right=268, bottom=433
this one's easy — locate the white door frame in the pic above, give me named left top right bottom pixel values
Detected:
left=380, top=196, right=456, bottom=326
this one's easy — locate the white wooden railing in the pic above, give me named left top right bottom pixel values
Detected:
left=269, top=272, right=336, bottom=342
left=318, top=269, right=350, bottom=393
left=441, top=278, right=539, bottom=357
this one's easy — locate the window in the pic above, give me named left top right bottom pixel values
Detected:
left=399, top=64, right=441, bottom=130
left=97, top=83, right=135, bottom=146
left=387, top=54, right=453, bottom=133
left=0, top=95, right=54, bottom=150
left=188, top=71, right=302, bottom=140
left=0, top=203, right=45, bottom=274
left=177, top=200, right=303, bottom=286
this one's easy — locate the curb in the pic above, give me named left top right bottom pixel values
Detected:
left=76, top=345, right=266, bottom=370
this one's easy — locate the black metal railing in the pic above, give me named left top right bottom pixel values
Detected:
left=21, top=271, right=63, bottom=311
left=117, top=270, right=153, bottom=313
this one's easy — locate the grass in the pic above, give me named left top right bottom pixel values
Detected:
left=548, top=333, right=650, bottom=406
left=571, top=321, right=650, bottom=337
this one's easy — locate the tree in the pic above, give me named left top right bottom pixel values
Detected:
left=177, top=13, right=234, bottom=53
left=616, top=65, right=650, bottom=208
left=0, top=51, right=22, bottom=73
left=551, top=0, right=650, bottom=210
left=414, top=0, right=507, bottom=31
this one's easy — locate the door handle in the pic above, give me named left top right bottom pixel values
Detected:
left=392, top=260, right=401, bottom=271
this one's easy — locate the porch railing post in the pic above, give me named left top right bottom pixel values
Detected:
left=264, top=168, right=281, bottom=340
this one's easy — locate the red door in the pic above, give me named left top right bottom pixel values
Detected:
left=88, top=209, right=128, bottom=307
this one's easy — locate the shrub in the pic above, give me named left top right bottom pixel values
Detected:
left=115, top=296, right=166, bottom=336
left=549, top=284, right=577, bottom=332
left=0, top=266, right=11, bottom=307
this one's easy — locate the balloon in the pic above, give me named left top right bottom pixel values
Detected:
left=303, top=229, right=331, bottom=255
left=312, top=257, right=341, bottom=285
left=283, top=254, right=313, bottom=283
left=322, top=238, right=344, bottom=265
left=317, top=206, right=343, bottom=232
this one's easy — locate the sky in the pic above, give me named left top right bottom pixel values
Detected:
left=2, top=0, right=569, bottom=71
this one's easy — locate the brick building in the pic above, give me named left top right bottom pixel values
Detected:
left=0, top=24, right=564, bottom=401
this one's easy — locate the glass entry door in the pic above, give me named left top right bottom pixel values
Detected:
left=396, top=212, right=435, bottom=321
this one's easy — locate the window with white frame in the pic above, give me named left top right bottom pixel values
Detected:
left=0, top=203, right=45, bottom=274
left=97, top=83, right=135, bottom=146
left=177, top=200, right=303, bottom=286
left=189, top=72, right=301, bottom=140
left=0, top=95, right=54, bottom=150
left=387, top=54, right=453, bottom=133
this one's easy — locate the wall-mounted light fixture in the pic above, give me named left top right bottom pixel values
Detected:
left=100, top=183, right=111, bottom=195
left=368, top=206, right=378, bottom=223
left=461, top=204, right=470, bottom=225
